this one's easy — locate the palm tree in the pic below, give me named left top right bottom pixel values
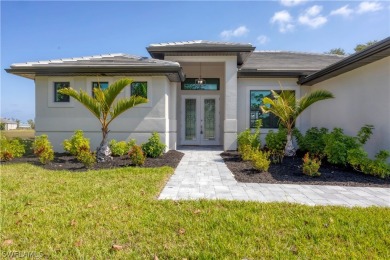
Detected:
left=261, top=90, right=334, bottom=156
left=58, top=78, right=148, bottom=162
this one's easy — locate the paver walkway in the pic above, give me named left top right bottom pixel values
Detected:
left=159, top=147, right=390, bottom=207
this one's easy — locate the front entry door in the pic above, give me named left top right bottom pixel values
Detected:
left=181, top=95, right=220, bottom=145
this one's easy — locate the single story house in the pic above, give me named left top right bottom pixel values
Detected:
left=5, top=37, right=390, bottom=159
left=0, top=118, right=18, bottom=130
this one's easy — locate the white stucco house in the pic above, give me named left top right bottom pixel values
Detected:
left=0, top=118, right=18, bottom=130
left=5, top=37, right=390, bottom=158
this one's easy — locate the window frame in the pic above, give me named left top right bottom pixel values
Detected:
left=245, top=86, right=298, bottom=132
left=181, top=78, right=220, bottom=91
left=48, top=78, right=74, bottom=107
left=86, top=77, right=113, bottom=98
left=130, top=81, right=148, bottom=99
left=124, top=77, right=152, bottom=108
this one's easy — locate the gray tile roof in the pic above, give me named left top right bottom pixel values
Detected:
left=149, top=40, right=253, bottom=48
left=6, top=53, right=185, bottom=82
left=299, top=37, right=390, bottom=85
left=0, top=118, right=17, bottom=124
left=240, top=51, right=346, bottom=72
left=10, top=53, right=180, bottom=68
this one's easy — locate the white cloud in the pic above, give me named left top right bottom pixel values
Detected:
left=298, top=5, right=327, bottom=28
left=257, top=35, right=270, bottom=45
left=280, top=0, right=307, bottom=7
left=270, top=10, right=295, bottom=33
left=220, top=26, right=249, bottom=39
left=330, top=5, right=354, bottom=17
left=356, top=1, right=383, bottom=14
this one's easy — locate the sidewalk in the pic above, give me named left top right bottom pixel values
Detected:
left=159, top=147, right=390, bottom=207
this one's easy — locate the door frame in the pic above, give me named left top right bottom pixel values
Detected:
left=180, top=95, right=220, bottom=145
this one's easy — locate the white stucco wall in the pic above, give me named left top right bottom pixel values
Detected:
left=35, top=76, right=174, bottom=152
left=308, top=56, right=390, bottom=158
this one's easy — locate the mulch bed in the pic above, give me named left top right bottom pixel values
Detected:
left=2, top=150, right=184, bottom=172
left=221, top=151, right=390, bottom=188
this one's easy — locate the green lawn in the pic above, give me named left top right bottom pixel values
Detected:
left=1, top=164, right=389, bottom=259
left=1, top=129, right=35, bottom=139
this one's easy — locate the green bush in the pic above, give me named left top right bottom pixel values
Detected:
left=141, top=132, right=166, bottom=158
left=63, top=130, right=90, bottom=156
left=294, top=127, right=328, bottom=158
left=237, top=119, right=262, bottom=153
left=128, top=145, right=146, bottom=166
left=77, top=150, right=96, bottom=168
left=241, top=145, right=255, bottom=161
left=324, top=128, right=360, bottom=165
left=251, top=150, right=271, bottom=172
left=109, top=139, right=136, bottom=156
left=0, top=136, right=25, bottom=161
left=302, top=153, right=321, bottom=177
left=357, top=124, right=374, bottom=145
left=348, top=148, right=390, bottom=178
left=33, top=135, right=54, bottom=164
left=265, top=128, right=287, bottom=163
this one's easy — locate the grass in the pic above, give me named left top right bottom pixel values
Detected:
left=1, top=129, right=35, bottom=139
left=1, top=164, right=390, bottom=259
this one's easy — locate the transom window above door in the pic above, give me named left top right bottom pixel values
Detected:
left=182, top=78, right=220, bottom=91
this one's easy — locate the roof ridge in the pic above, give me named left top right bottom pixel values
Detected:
left=253, top=50, right=347, bottom=57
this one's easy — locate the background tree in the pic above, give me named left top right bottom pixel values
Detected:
left=16, top=119, right=20, bottom=128
left=261, top=90, right=334, bottom=156
left=354, top=40, right=378, bottom=52
left=325, top=48, right=346, bottom=55
left=28, top=119, right=35, bottom=129
left=58, top=78, right=148, bottom=162
left=0, top=122, right=5, bottom=130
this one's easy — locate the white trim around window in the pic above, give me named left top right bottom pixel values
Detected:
left=245, top=85, right=300, bottom=133
left=48, top=77, right=75, bottom=108
left=124, top=77, right=152, bottom=108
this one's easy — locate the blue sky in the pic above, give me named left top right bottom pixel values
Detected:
left=1, top=0, right=389, bottom=122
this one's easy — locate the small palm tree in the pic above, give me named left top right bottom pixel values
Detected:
left=261, top=90, right=334, bottom=156
left=58, top=78, right=148, bottom=162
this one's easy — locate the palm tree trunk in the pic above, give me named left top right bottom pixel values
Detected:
left=284, top=132, right=296, bottom=157
left=96, top=128, right=112, bottom=162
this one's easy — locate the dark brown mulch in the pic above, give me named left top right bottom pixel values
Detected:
left=2, top=150, right=184, bottom=172
left=221, top=151, right=390, bottom=188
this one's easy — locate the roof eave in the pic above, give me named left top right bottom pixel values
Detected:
left=299, top=37, right=390, bottom=86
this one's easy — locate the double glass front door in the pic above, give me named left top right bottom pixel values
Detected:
left=181, top=95, right=220, bottom=145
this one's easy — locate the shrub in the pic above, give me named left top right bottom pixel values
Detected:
left=33, top=135, right=54, bottom=164
left=251, top=150, right=271, bottom=172
left=77, top=150, right=96, bottom=168
left=0, top=136, right=25, bottom=161
left=63, top=130, right=90, bottom=156
left=357, top=124, right=374, bottom=145
left=348, top=148, right=390, bottom=178
left=324, top=128, right=360, bottom=165
left=241, top=144, right=255, bottom=161
left=294, top=127, right=328, bottom=158
left=237, top=119, right=262, bottom=152
left=265, top=128, right=287, bottom=163
left=109, top=139, right=136, bottom=156
left=142, top=132, right=166, bottom=158
left=302, top=153, right=321, bottom=177
left=128, top=145, right=145, bottom=166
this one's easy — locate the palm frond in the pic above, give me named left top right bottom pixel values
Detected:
left=58, top=88, right=101, bottom=119
left=108, top=96, right=148, bottom=124
left=296, top=90, right=334, bottom=116
left=104, top=78, right=133, bottom=108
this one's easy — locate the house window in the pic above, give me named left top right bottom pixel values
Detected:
left=131, top=82, right=147, bottom=98
left=92, top=82, right=109, bottom=97
left=250, top=90, right=295, bottom=129
left=182, top=78, right=219, bottom=90
left=54, top=82, right=70, bottom=102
